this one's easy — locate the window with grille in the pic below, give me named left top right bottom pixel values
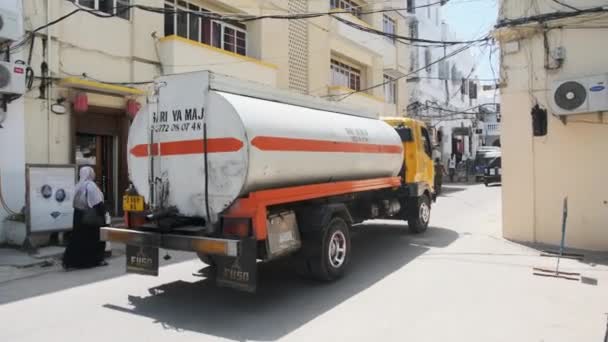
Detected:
left=69, top=0, right=131, bottom=20
left=383, top=15, right=396, bottom=44
left=164, top=0, right=247, bottom=56
left=409, top=21, right=419, bottom=72
left=331, top=59, right=361, bottom=91
left=330, top=0, right=362, bottom=18
left=384, top=75, right=396, bottom=104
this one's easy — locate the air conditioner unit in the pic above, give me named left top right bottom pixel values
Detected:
left=0, top=8, right=20, bottom=43
left=0, top=61, right=26, bottom=95
left=550, top=74, right=608, bottom=115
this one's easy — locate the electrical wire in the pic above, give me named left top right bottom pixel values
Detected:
left=330, top=37, right=487, bottom=101
left=551, top=0, right=582, bottom=12
left=5, top=2, right=489, bottom=55
left=496, top=6, right=608, bottom=28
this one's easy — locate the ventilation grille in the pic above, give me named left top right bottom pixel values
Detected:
left=288, top=0, right=309, bottom=94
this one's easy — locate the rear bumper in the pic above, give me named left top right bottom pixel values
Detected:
left=100, top=227, right=239, bottom=257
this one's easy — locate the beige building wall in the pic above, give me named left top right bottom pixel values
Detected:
left=496, top=0, right=608, bottom=251
left=21, top=0, right=409, bottom=176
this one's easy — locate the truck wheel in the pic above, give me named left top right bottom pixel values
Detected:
left=300, top=217, right=351, bottom=281
left=407, top=194, right=430, bottom=234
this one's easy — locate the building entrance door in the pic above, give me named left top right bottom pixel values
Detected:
left=72, top=108, right=129, bottom=216
left=75, top=133, right=116, bottom=215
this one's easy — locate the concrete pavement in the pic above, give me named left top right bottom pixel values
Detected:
left=0, top=184, right=606, bottom=342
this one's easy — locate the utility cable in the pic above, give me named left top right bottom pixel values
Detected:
left=551, top=0, right=582, bottom=12
left=331, top=37, right=486, bottom=101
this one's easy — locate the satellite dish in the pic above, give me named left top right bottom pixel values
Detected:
left=554, top=81, right=587, bottom=110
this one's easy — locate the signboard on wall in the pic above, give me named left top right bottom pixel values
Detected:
left=26, top=164, right=77, bottom=234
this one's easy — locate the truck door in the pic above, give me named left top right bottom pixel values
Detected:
left=420, top=126, right=435, bottom=188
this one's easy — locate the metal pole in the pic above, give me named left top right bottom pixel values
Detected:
left=555, top=197, right=568, bottom=274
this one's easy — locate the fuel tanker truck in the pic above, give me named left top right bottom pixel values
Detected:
left=101, top=71, right=435, bottom=292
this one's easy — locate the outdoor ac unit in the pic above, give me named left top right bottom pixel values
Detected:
left=0, top=8, right=20, bottom=43
left=0, top=61, right=26, bottom=95
left=550, top=74, right=608, bottom=115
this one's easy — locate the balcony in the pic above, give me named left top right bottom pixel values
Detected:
left=329, top=14, right=391, bottom=58
left=327, top=86, right=385, bottom=118
left=158, top=35, right=278, bottom=87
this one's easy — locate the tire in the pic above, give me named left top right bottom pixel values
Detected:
left=484, top=180, right=489, bottom=187
left=407, top=194, right=431, bottom=234
left=298, top=217, right=351, bottom=281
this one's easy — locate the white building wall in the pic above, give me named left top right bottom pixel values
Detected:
left=407, top=1, right=482, bottom=165
left=0, top=0, right=26, bottom=243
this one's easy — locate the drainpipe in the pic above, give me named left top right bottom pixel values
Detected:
left=46, top=0, right=52, bottom=163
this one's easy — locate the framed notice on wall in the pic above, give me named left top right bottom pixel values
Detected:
left=26, top=164, right=78, bottom=234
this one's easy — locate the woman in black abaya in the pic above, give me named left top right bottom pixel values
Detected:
left=62, top=166, right=107, bottom=269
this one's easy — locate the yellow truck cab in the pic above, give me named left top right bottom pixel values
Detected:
left=382, top=117, right=435, bottom=198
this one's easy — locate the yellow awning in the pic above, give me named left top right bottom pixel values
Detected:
left=59, top=77, right=145, bottom=96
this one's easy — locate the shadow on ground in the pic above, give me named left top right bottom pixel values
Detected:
left=0, top=247, right=194, bottom=305
left=439, top=185, right=469, bottom=196
left=516, top=241, right=608, bottom=268
left=103, top=225, right=459, bottom=341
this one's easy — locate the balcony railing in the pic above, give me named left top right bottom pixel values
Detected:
left=158, top=35, right=278, bottom=86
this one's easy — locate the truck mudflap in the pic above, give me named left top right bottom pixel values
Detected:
left=100, top=227, right=258, bottom=292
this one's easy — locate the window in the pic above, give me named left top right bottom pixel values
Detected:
left=409, top=21, right=419, bottom=72
left=424, top=48, right=432, bottom=73
left=435, top=7, right=440, bottom=26
left=164, top=0, right=247, bottom=56
left=409, top=20, right=419, bottom=39
left=438, top=60, right=449, bottom=80
left=383, top=15, right=396, bottom=44
left=427, top=1, right=432, bottom=19
left=69, top=0, right=131, bottom=20
left=212, top=21, right=247, bottom=55
left=330, top=0, right=362, bottom=18
left=407, top=0, right=416, bottom=13
left=384, top=75, right=396, bottom=104
left=331, top=59, right=361, bottom=91
left=421, top=127, right=432, bottom=157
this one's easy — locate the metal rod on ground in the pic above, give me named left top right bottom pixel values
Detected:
left=532, top=196, right=581, bottom=280
left=555, top=197, right=568, bottom=275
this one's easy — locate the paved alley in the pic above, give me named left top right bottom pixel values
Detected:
left=1, top=184, right=606, bottom=342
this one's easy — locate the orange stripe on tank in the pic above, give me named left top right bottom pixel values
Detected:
left=130, top=138, right=244, bottom=157
left=250, top=136, right=402, bottom=154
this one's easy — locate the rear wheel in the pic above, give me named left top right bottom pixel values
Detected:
left=407, top=194, right=431, bottom=234
left=297, top=217, right=351, bottom=281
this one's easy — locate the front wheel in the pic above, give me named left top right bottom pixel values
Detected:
left=407, top=194, right=431, bottom=234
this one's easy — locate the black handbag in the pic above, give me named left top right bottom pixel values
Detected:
left=81, top=187, right=105, bottom=227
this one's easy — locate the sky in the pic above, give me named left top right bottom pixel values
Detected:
left=442, top=0, right=500, bottom=82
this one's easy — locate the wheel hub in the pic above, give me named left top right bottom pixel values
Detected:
left=328, top=230, right=347, bottom=268
left=420, top=202, right=430, bottom=224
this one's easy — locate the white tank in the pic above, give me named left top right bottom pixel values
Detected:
left=128, top=72, right=403, bottom=223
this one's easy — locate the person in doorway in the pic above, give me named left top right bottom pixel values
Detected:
left=434, top=158, right=446, bottom=195
left=448, top=154, right=456, bottom=182
left=62, top=166, right=108, bottom=269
